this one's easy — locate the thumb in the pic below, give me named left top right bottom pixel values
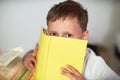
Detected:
left=31, top=46, right=38, bottom=57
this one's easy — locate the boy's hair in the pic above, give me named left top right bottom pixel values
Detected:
left=47, top=0, right=88, bottom=31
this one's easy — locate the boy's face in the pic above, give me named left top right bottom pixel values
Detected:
left=47, top=17, right=88, bottom=40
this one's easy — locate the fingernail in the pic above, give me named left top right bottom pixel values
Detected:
left=66, top=64, right=69, bottom=67
left=61, top=67, right=64, bottom=70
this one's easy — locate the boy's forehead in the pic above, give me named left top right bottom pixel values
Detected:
left=47, top=17, right=83, bottom=33
left=48, top=16, right=80, bottom=26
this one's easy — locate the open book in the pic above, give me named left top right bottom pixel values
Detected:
left=0, top=47, right=23, bottom=66
left=0, top=47, right=34, bottom=80
left=34, top=28, right=88, bottom=80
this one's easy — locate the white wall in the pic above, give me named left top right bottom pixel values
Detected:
left=0, top=0, right=62, bottom=56
left=0, top=0, right=120, bottom=56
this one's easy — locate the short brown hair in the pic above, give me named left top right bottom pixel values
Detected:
left=47, top=0, right=88, bottom=31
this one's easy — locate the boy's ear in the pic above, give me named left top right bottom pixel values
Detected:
left=82, top=30, right=89, bottom=40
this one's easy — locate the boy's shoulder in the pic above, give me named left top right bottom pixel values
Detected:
left=83, top=48, right=120, bottom=80
left=85, top=48, right=105, bottom=68
left=86, top=48, right=103, bottom=61
left=84, top=48, right=104, bottom=71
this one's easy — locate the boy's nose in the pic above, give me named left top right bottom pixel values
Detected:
left=57, top=33, right=64, bottom=37
left=58, top=34, right=64, bottom=37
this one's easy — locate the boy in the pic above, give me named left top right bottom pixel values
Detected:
left=23, top=0, right=120, bottom=80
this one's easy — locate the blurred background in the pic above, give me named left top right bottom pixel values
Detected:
left=0, top=0, right=120, bottom=75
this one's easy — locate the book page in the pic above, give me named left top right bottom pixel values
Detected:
left=0, top=57, right=24, bottom=80
left=0, top=47, right=24, bottom=66
left=0, top=49, right=4, bottom=56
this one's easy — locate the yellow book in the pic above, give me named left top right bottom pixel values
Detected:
left=34, top=28, right=88, bottom=80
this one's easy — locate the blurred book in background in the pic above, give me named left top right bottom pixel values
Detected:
left=0, top=47, right=34, bottom=80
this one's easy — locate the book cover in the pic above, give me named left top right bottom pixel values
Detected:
left=34, top=28, right=88, bottom=80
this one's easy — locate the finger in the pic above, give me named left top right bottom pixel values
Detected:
left=24, top=61, right=33, bottom=71
left=26, top=63, right=32, bottom=71
left=29, top=56, right=36, bottom=71
left=61, top=67, right=75, bottom=79
left=32, top=47, right=38, bottom=56
left=23, top=56, right=29, bottom=67
left=31, top=56, right=37, bottom=64
left=28, top=62, right=35, bottom=72
left=24, top=56, right=35, bottom=71
left=24, top=59, right=34, bottom=71
left=66, top=64, right=81, bottom=76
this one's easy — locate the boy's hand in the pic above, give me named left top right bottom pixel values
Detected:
left=61, top=64, right=85, bottom=80
left=23, top=47, right=38, bottom=72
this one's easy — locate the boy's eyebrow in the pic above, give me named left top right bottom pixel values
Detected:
left=48, top=29, right=74, bottom=34
left=63, top=32, right=73, bottom=34
left=47, top=30, right=57, bottom=33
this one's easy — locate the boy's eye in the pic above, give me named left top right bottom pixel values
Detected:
left=49, top=33, right=57, bottom=36
left=65, top=34, right=72, bottom=38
